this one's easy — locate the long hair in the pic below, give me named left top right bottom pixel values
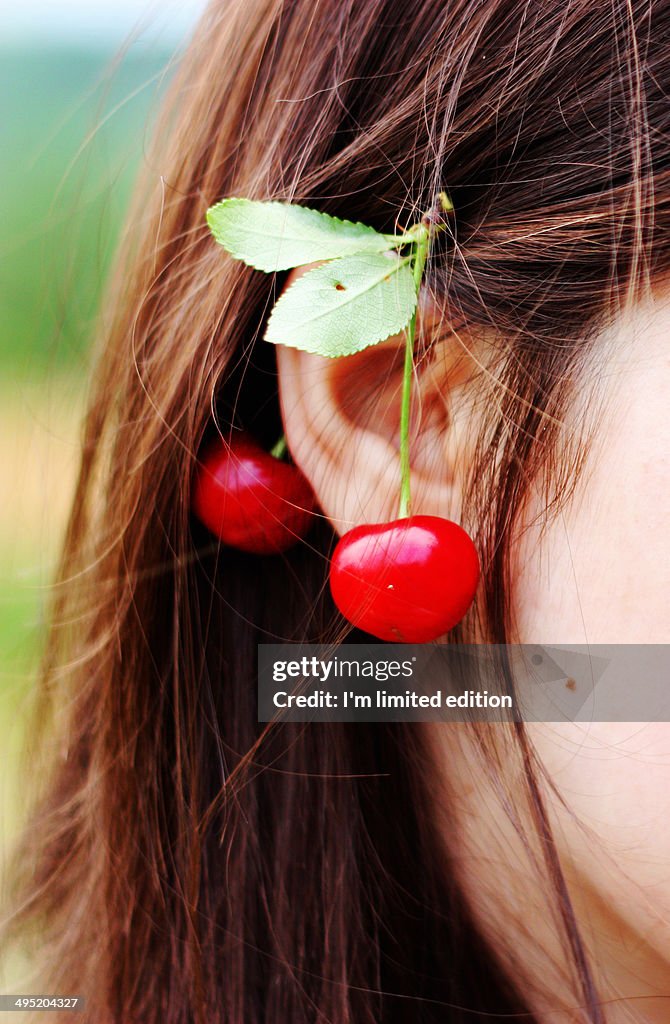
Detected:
left=5, top=0, right=670, bottom=1020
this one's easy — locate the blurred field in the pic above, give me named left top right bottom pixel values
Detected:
left=0, top=43, right=175, bottom=958
left=1, top=46, right=173, bottom=373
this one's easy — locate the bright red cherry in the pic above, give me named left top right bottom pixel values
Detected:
left=192, top=432, right=316, bottom=554
left=329, top=516, right=480, bottom=642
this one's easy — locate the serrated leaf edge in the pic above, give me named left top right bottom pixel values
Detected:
left=208, top=197, right=390, bottom=243
left=205, top=198, right=397, bottom=271
left=263, top=257, right=417, bottom=357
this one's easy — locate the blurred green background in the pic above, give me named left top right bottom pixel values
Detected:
left=1, top=5, right=204, bottom=988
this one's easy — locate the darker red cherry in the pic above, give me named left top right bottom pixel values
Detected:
left=192, top=432, right=316, bottom=554
left=329, top=516, right=480, bottom=642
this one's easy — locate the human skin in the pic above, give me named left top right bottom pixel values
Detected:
left=426, top=292, right=670, bottom=1020
left=277, top=278, right=670, bottom=1020
left=498, top=291, right=670, bottom=1019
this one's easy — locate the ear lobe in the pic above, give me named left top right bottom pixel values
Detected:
left=275, top=283, right=480, bottom=536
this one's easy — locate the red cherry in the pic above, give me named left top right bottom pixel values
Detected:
left=329, top=516, right=480, bottom=642
left=192, top=432, right=316, bottom=554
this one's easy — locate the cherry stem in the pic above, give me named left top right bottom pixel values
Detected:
left=398, top=220, right=431, bottom=519
left=270, top=434, right=288, bottom=460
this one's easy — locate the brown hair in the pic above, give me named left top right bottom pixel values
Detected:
left=5, top=0, right=670, bottom=1020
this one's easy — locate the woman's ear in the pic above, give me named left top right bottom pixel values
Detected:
left=276, top=273, right=481, bottom=535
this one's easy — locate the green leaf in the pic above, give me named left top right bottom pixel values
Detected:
left=264, top=254, right=417, bottom=357
left=206, top=198, right=395, bottom=272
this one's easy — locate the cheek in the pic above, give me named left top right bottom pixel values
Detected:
left=510, top=323, right=670, bottom=645
left=528, top=721, right=670, bottom=955
left=508, top=302, right=670, bottom=950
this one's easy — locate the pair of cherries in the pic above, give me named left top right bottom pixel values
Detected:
left=192, top=432, right=480, bottom=643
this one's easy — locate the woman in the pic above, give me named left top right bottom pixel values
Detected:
left=5, top=0, right=670, bottom=1020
